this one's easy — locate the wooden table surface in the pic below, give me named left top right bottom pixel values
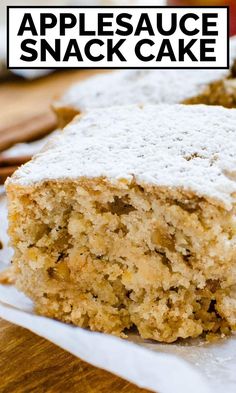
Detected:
left=0, top=69, right=101, bottom=151
left=0, top=71, right=151, bottom=393
left=0, top=318, right=150, bottom=393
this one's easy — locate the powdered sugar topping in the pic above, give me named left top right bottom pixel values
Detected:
left=8, top=104, right=236, bottom=209
left=55, top=37, right=236, bottom=112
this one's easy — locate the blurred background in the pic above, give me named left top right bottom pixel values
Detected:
left=0, top=0, right=235, bottom=187
left=168, top=1, right=236, bottom=36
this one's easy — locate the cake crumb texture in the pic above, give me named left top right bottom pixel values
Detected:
left=7, top=179, right=236, bottom=342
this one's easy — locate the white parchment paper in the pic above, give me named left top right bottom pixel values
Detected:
left=0, top=194, right=235, bottom=393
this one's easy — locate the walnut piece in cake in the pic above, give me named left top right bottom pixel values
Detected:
left=6, top=104, right=236, bottom=342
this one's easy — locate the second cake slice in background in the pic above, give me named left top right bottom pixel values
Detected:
left=54, top=37, right=236, bottom=127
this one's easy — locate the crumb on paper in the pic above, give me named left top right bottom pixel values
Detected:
left=0, top=266, right=16, bottom=285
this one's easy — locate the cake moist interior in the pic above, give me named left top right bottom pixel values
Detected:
left=9, top=178, right=236, bottom=342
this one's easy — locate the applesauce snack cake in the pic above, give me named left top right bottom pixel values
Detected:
left=6, top=104, right=236, bottom=343
left=54, top=37, right=236, bottom=127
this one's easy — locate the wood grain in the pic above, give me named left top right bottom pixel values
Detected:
left=0, top=318, right=151, bottom=393
left=0, top=155, right=32, bottom=184
left=0, top=70, right=101, bottom=151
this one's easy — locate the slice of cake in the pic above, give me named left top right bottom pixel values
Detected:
left=6, top=104, right=236, bottom=343
left=54, top=37, right=236, bottom=127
